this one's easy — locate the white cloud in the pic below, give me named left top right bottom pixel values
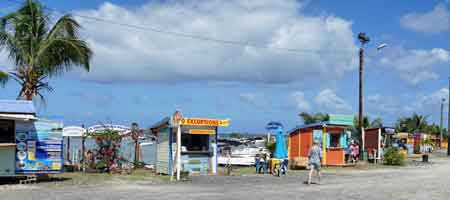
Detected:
left=239, top=93, right=257, bottom=104
left=315, top=89, right=351, bottom=113
left=367, top=94, right=401, bottom=115
left=380, top=47, right=450, bottom=85
left=0, top=50, right=10, bottom=70
left=73, top=0, right=357, bottom=84
left=290, top=91, right=310, bottom=111
left=401, top=3, right=450, bottom=33
left=416, top=88, right=449, bottom=107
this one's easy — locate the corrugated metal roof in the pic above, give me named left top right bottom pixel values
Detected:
left=0, top=100, right=36, bottom=114
left=150, top=116, right=170, bottom=129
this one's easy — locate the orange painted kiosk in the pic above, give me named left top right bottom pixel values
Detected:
left=288, top=116, right=352, bottom=168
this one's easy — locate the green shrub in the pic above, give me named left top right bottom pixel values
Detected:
left=265, top=141, right=275, bottom=154
left=384, top=147, right=406, bottom=166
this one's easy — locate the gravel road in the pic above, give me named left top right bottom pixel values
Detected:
left=1, top=158, right=450, bottom=200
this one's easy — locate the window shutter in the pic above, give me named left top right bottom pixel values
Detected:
left=326, top=133, right=330, bottom=148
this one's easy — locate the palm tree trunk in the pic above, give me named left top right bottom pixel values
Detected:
left=19, top=83, right=35, bottom=100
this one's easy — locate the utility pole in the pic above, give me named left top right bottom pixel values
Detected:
left=440, top=99, right=445, bottom=148
left=357, top=33, right=370, bottom=149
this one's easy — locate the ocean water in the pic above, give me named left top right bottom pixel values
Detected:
left=63, top=137, right=156, bottom=165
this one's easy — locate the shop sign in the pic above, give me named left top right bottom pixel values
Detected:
left=63, top=126, right=86, bottom=137
left=188, top=129, right=216, bottom=135
left=329, top=114, right=353, bottom=126
left=16, top=118, right=63, bottom=174
left=87, top=124, right=130, bottom=134
left=180, top=118, right=230, bottom=127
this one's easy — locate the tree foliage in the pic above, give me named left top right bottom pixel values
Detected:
left=88, top=128, right=123, bottom=173
left=299, top=112, right=329, bottom=125
left=384, top=147, right=406, bottom=166
left=0, top=71, right=7, bottom=86
left=0, top=0, right=92, bottom=100
left=395, top=113, right=429, bottom=133
left=370, top=117, right=383, bottom=128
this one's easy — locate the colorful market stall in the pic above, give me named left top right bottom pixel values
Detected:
left=288, top=115, right=352, bottom=167
left=394, top=132, right=414, bottom=155
left=0, top=100, right=63, bottom=177
left=150, top=112, right=229, bottom=177
left=363, top=127, right=395, bottom=162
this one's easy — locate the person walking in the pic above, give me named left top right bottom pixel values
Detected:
left=349, top=141, right=359, bottom=164
left=306, top=140, right=323, bottom=185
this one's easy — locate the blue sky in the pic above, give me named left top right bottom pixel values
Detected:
left=1, top=0, right=449, bottom=133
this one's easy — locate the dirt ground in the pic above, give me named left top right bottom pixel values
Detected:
left=1, top=154, right=450, bottom=200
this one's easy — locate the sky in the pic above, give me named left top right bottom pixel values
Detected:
left=0, top=0, right=450, bottom=133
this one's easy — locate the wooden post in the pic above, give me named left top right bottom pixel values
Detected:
left=176, top=125, right=181, bottom=181
left=378, top=128, right=381, bottom=161
left=66, top=137, right=71, bottom=164
left=323, top=126, right=327, bottom=165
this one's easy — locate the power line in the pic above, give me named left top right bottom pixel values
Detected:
left=5, top=0, right=358, bottom=55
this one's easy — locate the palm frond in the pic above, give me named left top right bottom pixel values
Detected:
left=37, top=37, right=92, bottom=76
left=47, top=14, right=80, bottom=39
left=0, top=70, right=8, bottom=86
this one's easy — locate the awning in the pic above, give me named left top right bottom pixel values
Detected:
left=0, top=113, right=37, bottom=121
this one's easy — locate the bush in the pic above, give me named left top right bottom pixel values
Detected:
left=265, top=141, right=275, bottom=154
left=384, top=147, right=406, bottom=166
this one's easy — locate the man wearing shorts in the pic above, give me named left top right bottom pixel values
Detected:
left=307, top=141, right=323, bottom=185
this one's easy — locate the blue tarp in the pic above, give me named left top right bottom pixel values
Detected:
left=273, top=127, right=287, bottom=159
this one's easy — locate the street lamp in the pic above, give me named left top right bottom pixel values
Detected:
left=357, top=32, right=387, bottom=160
left=358, top=32, right=370, bottom=143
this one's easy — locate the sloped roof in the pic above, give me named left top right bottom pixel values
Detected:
left=287, top=121, right=351, bottom=135
left=150, top=117, right=170, bottom=129
left=0, top=100, right=36, bottom=114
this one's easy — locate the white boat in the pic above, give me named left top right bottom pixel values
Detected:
left=218, top=144, right=268, bottom=166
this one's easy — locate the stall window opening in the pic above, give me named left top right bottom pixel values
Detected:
left=181, top=134, right=210, bottom=152
left=329, top=133, right=340, bottom=148
left=0, top=120, right=15, bottom=143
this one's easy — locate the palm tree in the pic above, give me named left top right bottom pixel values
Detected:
left=0, top=0, right=92, bottom=100
left=395, top=113, right=428, bottom=133
left=407, top=113, right=428, bottom=133
left=299, top=112, right=329, bottom=125
left=353, top=116, right=370, bottom=129
left=370, top=118, right=383, bottom=128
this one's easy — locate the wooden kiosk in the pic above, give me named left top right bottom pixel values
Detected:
left=151, top=114, right=229, bottom=176
left=288, top=115, right=352, bottom=168
left=363, top=127, right=395, bottom=162
left=0, top=100, right=63, bottom=178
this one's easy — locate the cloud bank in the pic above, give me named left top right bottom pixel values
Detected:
left=74, top=0, right=357, bottom=84
left=401, top=3, right=450, bottom=33
left=380, top=47, right=450, bottom=85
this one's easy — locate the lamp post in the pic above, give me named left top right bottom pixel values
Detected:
left=131, top=122, right=139, bottom=169
left=357, top=33, right=370, bottom=151
left=356, top=33, right=387, bottom=160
